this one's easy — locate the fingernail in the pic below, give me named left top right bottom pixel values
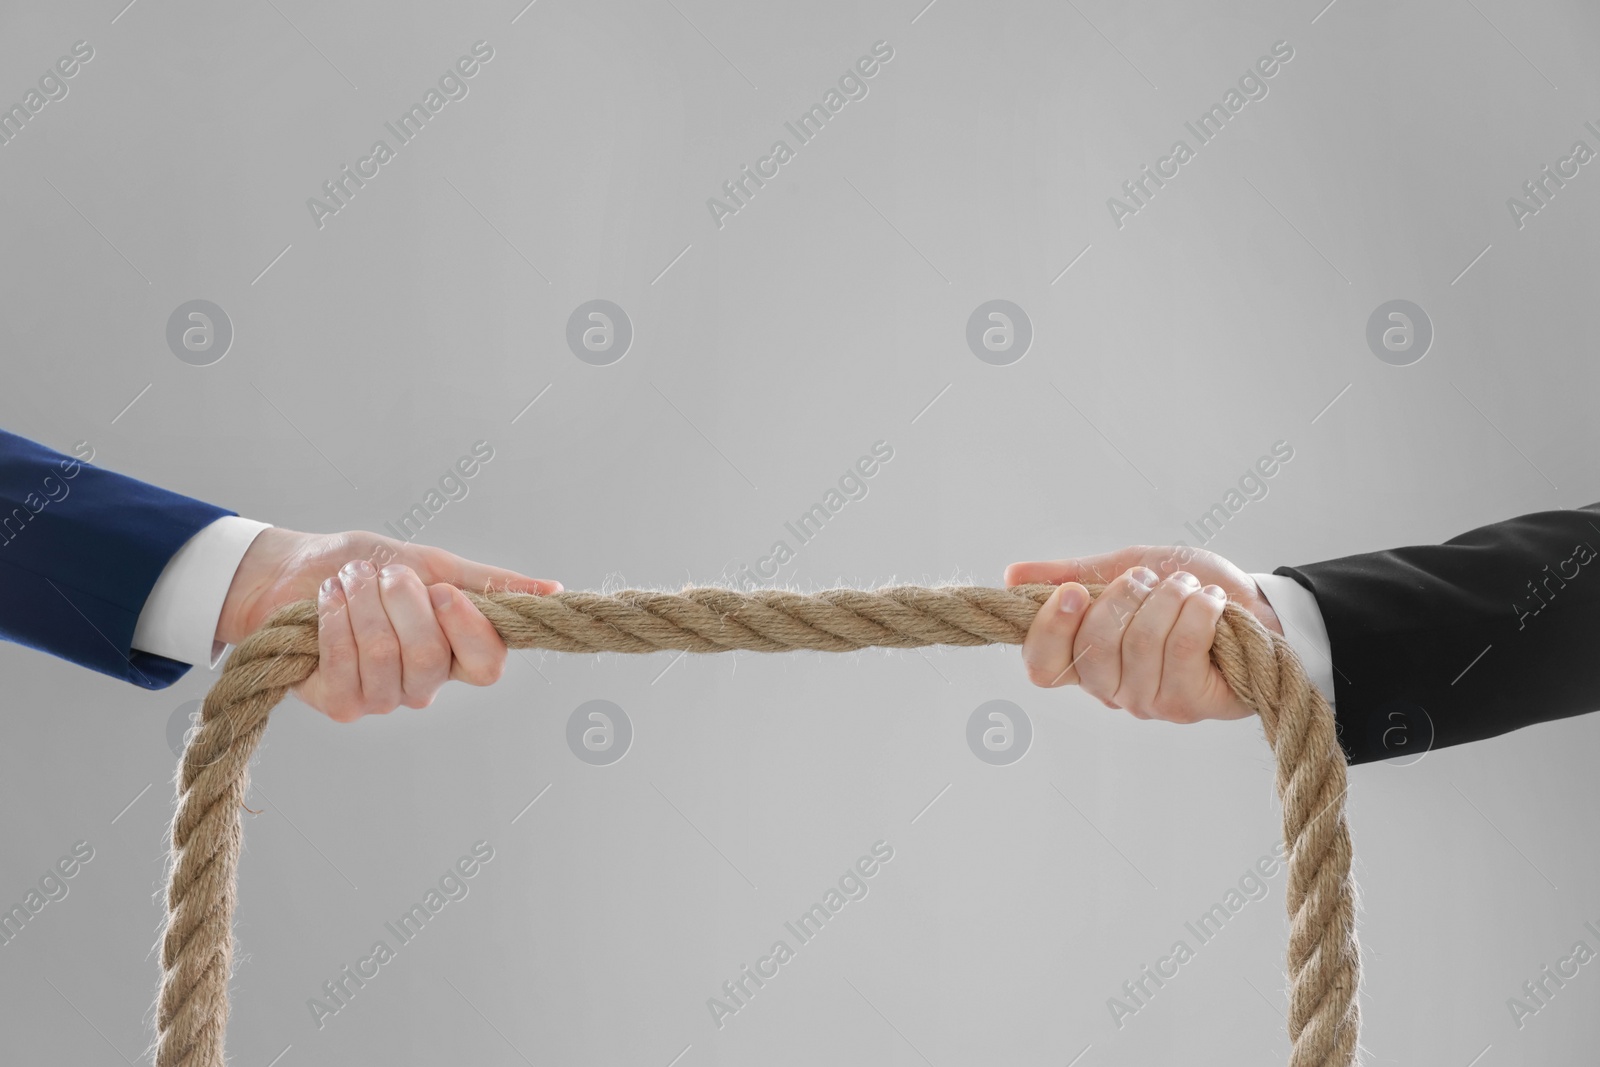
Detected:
left=1130, top=567, right=1158, bottom=590
left=380, top=564, right=405, bottom=581
left=1172, top=571, right=1200, bottom=589
left=1059, top=584, right=1087, bottom=614
left=319, top=577, right=339, bottom=600
left=1202, top=584, right=1228, bottom=601
left=354, top=559, right=376, bottom=579
left=430, top=585, right=453, bottom=610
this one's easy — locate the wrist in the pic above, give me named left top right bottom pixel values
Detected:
left=216, top=526, right=307, bottom=646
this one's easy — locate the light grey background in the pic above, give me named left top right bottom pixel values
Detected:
left=3, top=0, right=1599, bottom=1063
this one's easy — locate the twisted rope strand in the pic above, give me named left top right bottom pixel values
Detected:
left=156, top=582, right=1360, bottom=1067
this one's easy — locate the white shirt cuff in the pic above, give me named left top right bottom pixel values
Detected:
left=1249, top=572, right=1336, bottom=708
left=131, top=516, right=272, bottom=668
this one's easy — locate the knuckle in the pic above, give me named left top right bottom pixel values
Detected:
left=1025, top=662, right=1062, bottom=688
left=1104, top=600, right=1137, bottom=633
left=460, top=657, right=504, bottom=687
left=364, top=633, right=402, bottom=669
left=1074, top=634, right=1110, bottom=666
left=322, top=641, right=358, bottom=672
left=410, top=641, right=451, bottom=678
left=325, top=702, right=362, bottom=723
left=1150, top=693, right=1200, bottom=723
left=1124, top=625, right=1162, bottom=658
left=1168, top=629, right=1209, bottom=661
left=1111, top=685, right=1146, bottom=715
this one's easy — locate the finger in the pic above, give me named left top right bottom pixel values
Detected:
left=1004, top=546, right=1153, bottom=589
left=305, top=576, right=361, bottom=721
left=378, top=565, right=453, bottom=708
left=1155, top=583, right=1237, bottom=722
left=339, top=559, right=402, bottom=714
left=430, top=584, right=508, bottom=687
left=1072, top=566, right=1159, bottom=711
left=1020, top=582, right=1091, bottom=687
left=1114, top=571, right=1201, bottom=716
left=413, top=546, right=562, bottom=596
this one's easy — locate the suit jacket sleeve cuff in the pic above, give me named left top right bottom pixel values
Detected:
left=1249, top=572, right=1337, bottom=709
left=131, top=517, right=272, bottom=667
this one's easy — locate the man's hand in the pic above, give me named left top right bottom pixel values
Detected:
left=1003, top=545, right=1283, bottom=723
left=217, top=528, right=562, bottom=722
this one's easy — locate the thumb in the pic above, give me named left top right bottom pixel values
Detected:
left=467, top=572, right=563, bottom=596
left=411, top=546, right=563, bottom=596
left=1004, top=545, right=1155, bottom=588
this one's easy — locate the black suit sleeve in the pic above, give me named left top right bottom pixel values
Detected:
left=1273, top=501, right=1600, bottom=765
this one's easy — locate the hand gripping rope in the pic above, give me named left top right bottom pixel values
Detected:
left=157, top=583, right=1360, bottom=1067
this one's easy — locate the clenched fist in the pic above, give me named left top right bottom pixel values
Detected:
left=217, top=528, right=561, bottom=722
left=1004, top=545, right=1284, bottom=723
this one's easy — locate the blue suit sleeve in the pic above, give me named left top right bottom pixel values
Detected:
left=0, top=430, right=234, bottom=689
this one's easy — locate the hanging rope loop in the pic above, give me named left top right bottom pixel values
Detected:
left=156, top=582, right=1360, bottom=1067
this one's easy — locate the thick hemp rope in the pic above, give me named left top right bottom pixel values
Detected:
left=157, top=583, right=1360, bottom=1067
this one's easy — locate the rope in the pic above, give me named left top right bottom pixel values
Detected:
left=156, top=582, right=1360, bottom=1066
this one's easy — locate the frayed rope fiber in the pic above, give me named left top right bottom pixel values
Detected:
left=158, top=583, right=1359, bottom=1067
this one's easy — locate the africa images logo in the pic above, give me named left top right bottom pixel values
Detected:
left=1106, top=40, right=1295, bottom=229
left=706, top=41, right=895, bottom=229
left=706, top=840, right=895, bottom=1029
left=0, top=40, right=95, bottom=149
left=966, top=700, right=1031, bottom=765
left=566, top=700, right=633, bottom=766
left=305, top=42, right=495, bottom=230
